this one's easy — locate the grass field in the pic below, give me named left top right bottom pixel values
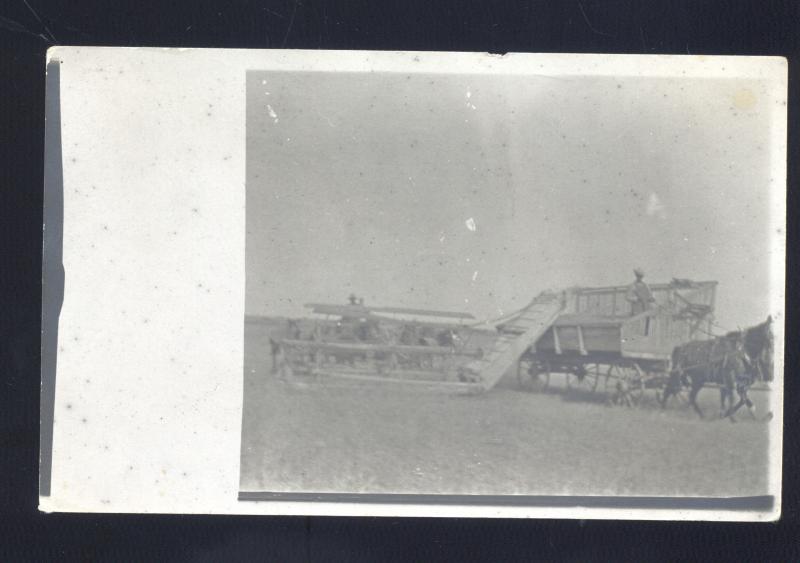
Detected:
left=239, top=325, right=773, bottom=497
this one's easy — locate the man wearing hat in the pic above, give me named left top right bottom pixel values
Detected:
left=626, top=268, right=656, bottom=316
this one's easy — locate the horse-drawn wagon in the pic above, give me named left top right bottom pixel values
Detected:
left=501, top=279, right=773, bottom=416
left=264, top=278, right=772, bottom=416
left=499, top=279, right=718, bottom=405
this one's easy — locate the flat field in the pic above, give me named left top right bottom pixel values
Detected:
left=239, top=324, right=773, bottom=497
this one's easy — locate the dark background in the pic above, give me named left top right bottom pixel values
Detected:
left=1, top=0, right=798, bottom=560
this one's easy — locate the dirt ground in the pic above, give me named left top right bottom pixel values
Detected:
left=239, top=325, right=773, bottom=497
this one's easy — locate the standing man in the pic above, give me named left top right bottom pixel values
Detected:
left=626, top=268, right=656, bottom=316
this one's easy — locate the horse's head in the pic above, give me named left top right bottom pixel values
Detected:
left=743, top=316, right=775, bottom=382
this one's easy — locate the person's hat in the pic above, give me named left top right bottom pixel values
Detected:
left=633, top=268, right=644, bottom=277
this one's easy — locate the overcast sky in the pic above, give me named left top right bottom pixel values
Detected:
left=245, top=70, right=777, bottom=330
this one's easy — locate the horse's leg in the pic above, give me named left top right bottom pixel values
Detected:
left=724, top=396, right=745, bottom=422
left=660, top=372, right=679, bottom=408
left=689, top=383, right=704, bottom=419
left=723, top=384, right=748, bottom=422
left=742, top=389, right=758, bottom=420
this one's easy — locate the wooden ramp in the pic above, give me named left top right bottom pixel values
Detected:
left=462, top=292, right=565, bottom=390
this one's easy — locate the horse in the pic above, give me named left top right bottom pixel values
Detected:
left=660, top=331, right=749, bottom=419
left=661, top=316, right=775, bottom=421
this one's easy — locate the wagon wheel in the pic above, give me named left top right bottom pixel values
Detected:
left=517, top=356, right=550, bottom=392
left=566, top=363, right=599, bottom=396
left=607, top=364, right=645, bottom=407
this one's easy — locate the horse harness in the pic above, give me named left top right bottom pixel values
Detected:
left=672, top=338, right=753, bottom=389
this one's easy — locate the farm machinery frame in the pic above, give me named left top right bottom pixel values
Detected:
left=510, top=280, right=718, bottom=405
left=265, top=279, right=720, bottom=403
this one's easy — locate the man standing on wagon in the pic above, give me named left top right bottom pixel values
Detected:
left=626, top=268, right=656, bottom=315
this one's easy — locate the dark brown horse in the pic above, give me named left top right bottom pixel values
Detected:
left=661, top=316, right=775, bottom=420
left=660, top=331, right=747, bottom=419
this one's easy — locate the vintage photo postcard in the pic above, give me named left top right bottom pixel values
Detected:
left=41, top=48, right=786, bottom=519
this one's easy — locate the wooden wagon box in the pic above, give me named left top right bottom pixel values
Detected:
left=509, top=280, right=717, bottom=362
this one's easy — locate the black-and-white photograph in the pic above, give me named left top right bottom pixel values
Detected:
left=239, top=66, right=781, bottom=501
